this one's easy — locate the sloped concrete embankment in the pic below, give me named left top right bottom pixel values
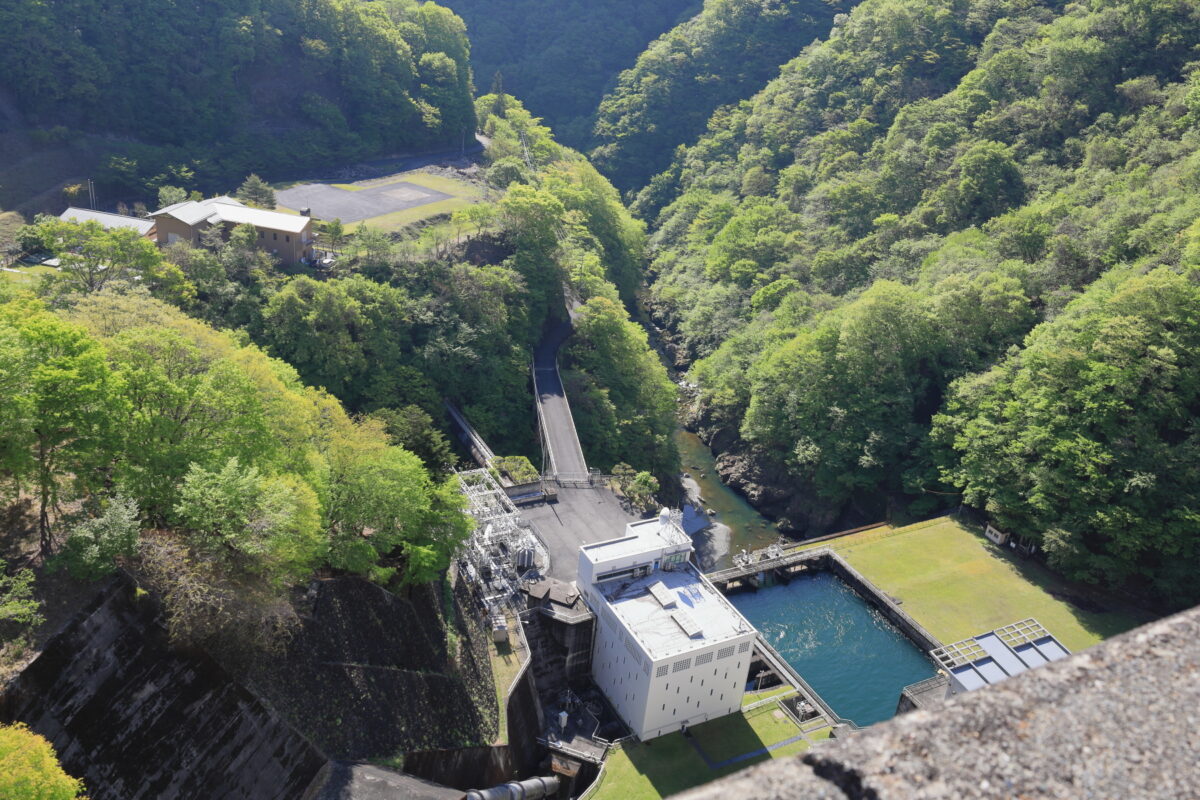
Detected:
left=234, top=577, right=499, bottom=759
left=0, top=578, right=326, bottom=799
left=0, top=574, right=503, bottom=798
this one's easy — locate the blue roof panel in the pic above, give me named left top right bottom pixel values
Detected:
left=1034, top=636, right=1070, bottom=662
left=952, top=666, right=987, bottom=692
left=974, top=657, right=1008, bottom=685
left=1014, top=642, right=1048, bottom=668
left=976, top=633, right=1029, bottom=678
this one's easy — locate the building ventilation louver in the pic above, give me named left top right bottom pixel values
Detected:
left=672, top=610, right=703, bottom=639
left=648, top=581, right=677, bottom=608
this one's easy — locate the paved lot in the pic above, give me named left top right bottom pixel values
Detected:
left=522, top=487, right=642, bottom=583
left=276, top=180, right=451, bottom=222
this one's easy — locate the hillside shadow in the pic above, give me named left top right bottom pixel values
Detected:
left=957, top=519, right=1150, bottom=643
left=620, top=712, right=779, bottom=797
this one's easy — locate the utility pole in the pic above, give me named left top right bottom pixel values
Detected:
left=87, top=178, right=96, bottom=210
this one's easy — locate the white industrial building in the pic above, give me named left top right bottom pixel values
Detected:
left=577, top=511, right=758, bottom=740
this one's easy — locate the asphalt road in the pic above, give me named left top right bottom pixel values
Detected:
left=534, top=319, right=589, bottom=479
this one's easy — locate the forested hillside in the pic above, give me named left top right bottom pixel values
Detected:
left=0, top=0, right=475, bottom=198
left=0, top=286, right=469, bottom=653
left=638, top=0, right=1200, bottom=607
left=8, top=93, right=677, bottom=492
left=590, top=0, right=853, bottom=193
left=439, top=0, right=698, bottom=146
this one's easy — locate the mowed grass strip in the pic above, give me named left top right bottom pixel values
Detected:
left=487, top=614, right=526, bottom=746
left=741, top=684, right=795, bottom=708
left=824, top=517, right=1143, bottom=650
left=587, top=701, right=805, bottom=800
left=345, top=195, right=475, bottom=233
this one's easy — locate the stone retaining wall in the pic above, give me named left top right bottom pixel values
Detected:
left=820, top=553, right=942, bottom=651
left=0, top=578, right=326, bottom=800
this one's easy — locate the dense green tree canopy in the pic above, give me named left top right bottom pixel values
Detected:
left=935, top=267, right=1200, bottom=605
left=591, top=0, right=852, bottom=192
left=634, top=0, right=1200, bottom=603
left=0, top=0, right=476, bottom=195
left=439, top=0, right=698, bottom=146
left=0, top=723, right=86, bottom=800
left=0, top=289, right=471, bottom=645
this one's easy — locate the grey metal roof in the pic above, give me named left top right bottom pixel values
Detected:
left=60, top=207, right=155, bottom=235
left=932, top=618, right=1070, bottom=692
left=149, top=197, right=310, bottom=234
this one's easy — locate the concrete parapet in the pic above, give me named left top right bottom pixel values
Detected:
left=673, top=604, right=1200, bottom=799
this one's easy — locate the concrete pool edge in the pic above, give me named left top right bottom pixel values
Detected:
left=710, top=548, right=945, bottom=728
left=709, top=547, right=944, bottom=653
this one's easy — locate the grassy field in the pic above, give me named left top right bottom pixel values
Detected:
left=486, top=612, right=526, bottom=746
left=1, top=264, right=59, bottom=285
left=809, top=517, right=1145, bottom=650
left=587, top=701, right=814, bottom=800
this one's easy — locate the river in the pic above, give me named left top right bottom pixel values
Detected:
left=675, top=428, right=780, bottom=571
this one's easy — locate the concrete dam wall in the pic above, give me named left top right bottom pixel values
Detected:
left=0, top=578, right=327, bottom=799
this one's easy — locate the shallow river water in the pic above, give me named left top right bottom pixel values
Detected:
left=675, top=429, right=780, bottom=570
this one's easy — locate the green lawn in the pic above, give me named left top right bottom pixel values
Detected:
left=819, top=517, right=1144, bottom=650
left=487, top=613, right=526, bottom=746
left=587, top=702, right=807, bottom=800
left=740, top=684, right=795, bottom=708
left=345, top=196, right=475, bottom=233
left=1, top=264, right=59, bottom=285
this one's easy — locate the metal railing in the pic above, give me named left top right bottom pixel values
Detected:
left=754, top=634, right=858, bottom=731
left=706, top=546, right=832, bottom=584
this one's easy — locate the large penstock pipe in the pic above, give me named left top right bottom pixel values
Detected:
left=465, top=775, right=560, bottom=800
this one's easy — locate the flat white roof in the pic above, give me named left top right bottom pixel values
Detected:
left=648, top=581, right=676, bottom=608
left=150, top=197, right=310, bottom=234
left=582, top=516, right=691, bottom=565
left=207, top=201, right=310, bottom=233
left=597, top=563, right=755, bottom=661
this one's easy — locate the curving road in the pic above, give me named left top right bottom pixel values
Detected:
left=533, top=319, right=589, bottom=480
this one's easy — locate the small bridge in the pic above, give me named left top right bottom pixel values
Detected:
left=706, top=545, right=832, bottom=591
left=532, top=319, right=590, bottom=482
